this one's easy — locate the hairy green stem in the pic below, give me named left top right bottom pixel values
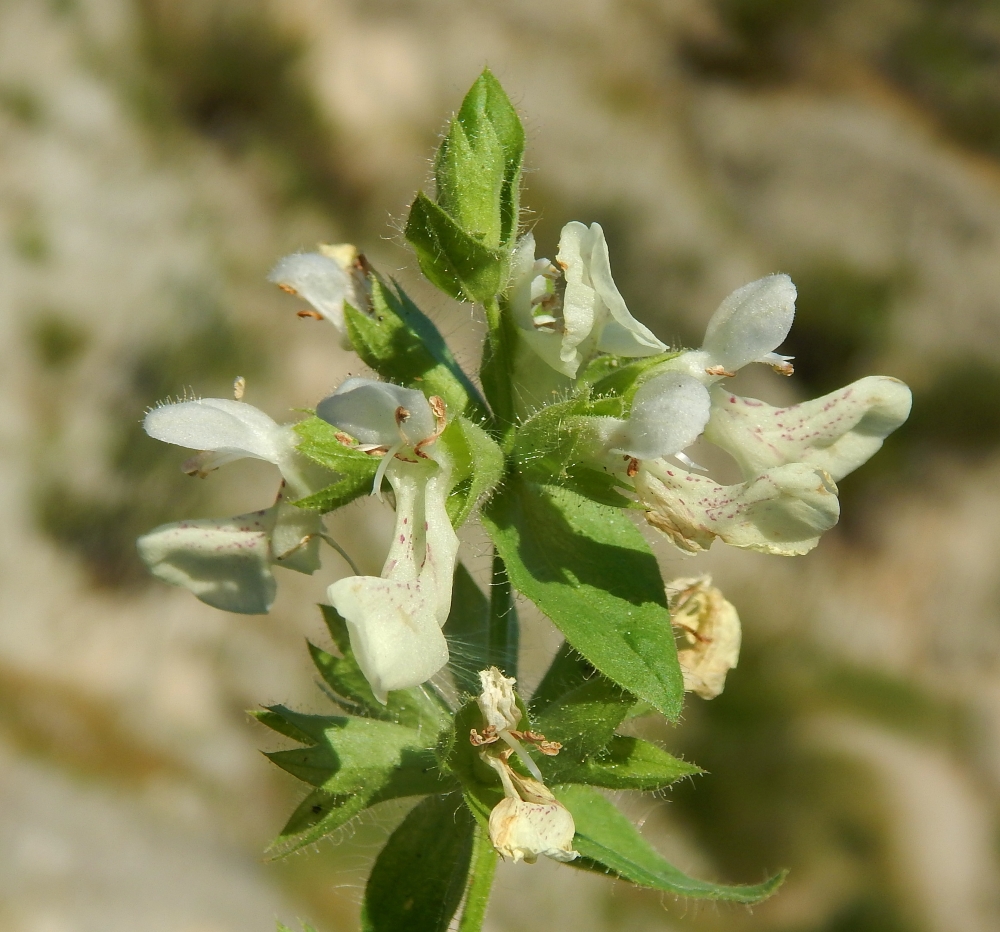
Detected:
left=456, top=824, right=499, bottom=932
left=479, top=295, right=518, bottom=442
left=488, top=549, right=519, bottom=677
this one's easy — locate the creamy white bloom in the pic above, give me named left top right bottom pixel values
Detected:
left=667, top=576, right=741, bottom=699
left=509, top=223, right=666, bottom=378
left=138, top=399, right=322, bottom=613
left=137, top=497, right=320, bottom=615
left=704, top=376, right=912, bottom=482
left=327, top=456, right=458, bottom=703
left=670, top=274, right=796, bottom=382
left=636, top=458, right=840, bottom=556
left=484, top=755, right=578, bottom=864
left=318, top=377, right=454, bottom=703
left=268, top=243, right=366, bottom=346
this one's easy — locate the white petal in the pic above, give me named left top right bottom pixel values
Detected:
left=268, top=252, right=349, bottom=330
left=420, top=459, right=460, bottom=623
left=556, top=221, right=599, bottom=377
left=704, top=376, right=912, bottom=482
left=144, top=398, right=291, bottom=466
left=637, top=460, right=840, bottom=555
left=137, top=509, right=278, bottom=614
left=327, top=575, right=448, bottom=703
left=586, top=224, right=666, bottom=357
left=488, top=796, right=578, bottom=864
left=508, top=233, right=539, bottom=331
left=605, top=373, right=711, bottom=459
left=702, top=274, right=796, bottom=372
left=316, top=378, right=436, bottom=448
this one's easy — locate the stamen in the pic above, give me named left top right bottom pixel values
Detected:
left=233, top=376, right=246, bottom=401
left=705, top=365, right=737, bottom=377
left=371, top=441, right=403, bottom=499
left=297, top=309, right=323, bottom=320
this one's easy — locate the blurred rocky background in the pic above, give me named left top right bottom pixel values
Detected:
left=2, top=0, right=1000, bottom=930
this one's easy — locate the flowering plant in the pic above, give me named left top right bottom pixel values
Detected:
left=138, top=71, right=910, bottom=931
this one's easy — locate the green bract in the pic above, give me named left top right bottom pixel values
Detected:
left=132, top=67, right=914, bottom=932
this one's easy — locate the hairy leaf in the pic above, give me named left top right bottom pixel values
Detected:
left=482, top=476, right=684, bottom=719
left=362, top=794, right=475, bottom=932
left=405, top=193, right=505, bottom=303
left=441, top=416, right=505, bottom=527
left=435, top=68, right=524, bottom=249
left=292, top=417, right=379, bottom=510
left=557, top=785, right=787, bottom=902
left=259, top=707, right=454, bottom=857
left=443, top=562, right=491, bottom=697
left=345, top=277, right=485, bottom=419
left=543, top=736, right=700, bottom=791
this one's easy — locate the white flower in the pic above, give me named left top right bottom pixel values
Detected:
left=473, top=668, right=576, bottom=865
left=667, top=576, right=741, bottom=699
left=599, top=373, right=711, bottom=460
left=139, top=398, right=324, bottom=613
left=704, top=376, right=913, bottom=482
left=318, top=378, right=456, bottom=703
left=669, top=274, right=796, bottom=382
left=509, top=223, right=666, bottom=378
left=268, top=243, right=367, bottom=347
left=484, top=755, right=578, bottom=864
left=635, top=458, right=839, bottom=556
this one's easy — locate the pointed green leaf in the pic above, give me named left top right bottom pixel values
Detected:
left=440, top=416, right=505, bottom=527
left=405, top=193, right=505, bottom=303
left=543, top=736, right=700, bottom=791
left=482, top=475, right=684, bottom=719
left=313, top=604, right=451, bottom=734
left=263, top=711, right=455, bottom=856
left=292, top=416, right=379, bottom=510
left=556, top=785, right=786, bottom=902
left=362, top=794, right=475, bottom=932
left=344, top=277, right=486, bottom=419
left=443, top=562, right=491, bottom=697
left=530, top=641, right=596, bottom=714
left=533, top=675, right=632, bottom=762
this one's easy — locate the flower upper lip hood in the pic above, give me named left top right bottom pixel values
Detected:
left=317, top=377, right=438, bottom=450
left=668, top=274, right=797, bottom=382
left=509, top=222, right=666, bottom=378
left=600, top=373, right=712, bottom=461
left=144, top=396, right=306, bottom=478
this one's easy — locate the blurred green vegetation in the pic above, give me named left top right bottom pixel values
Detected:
left=883, top=0, right=1000, bottom=159
left=132, top=0, right=363, bottom=218
left=784, top=264, right=897, bottom=396
left=680, top=0, right=828, bottom=83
